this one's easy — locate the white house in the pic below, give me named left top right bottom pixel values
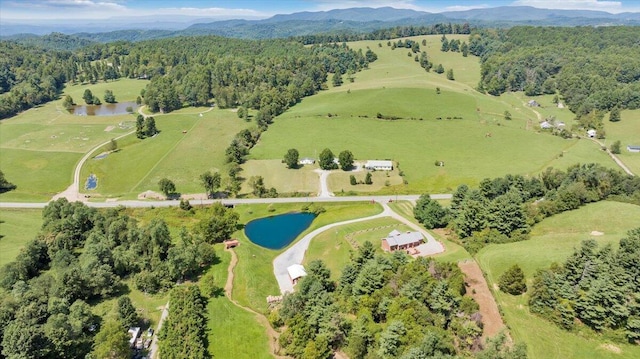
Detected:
left=587, top=129, right=597, bottom=138
left=540, top=121, right=553, bottom=129
left=287, top=264, right=307, bottom=285
left=365, top=160, right=393, bottom=171
left=299, top=157, right=315, bottom=165
left=628, top=145, right=640, bottom=153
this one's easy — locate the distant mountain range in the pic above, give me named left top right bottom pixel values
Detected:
left=2, top=6, right=639, bottom=45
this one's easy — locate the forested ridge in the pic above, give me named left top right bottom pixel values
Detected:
left=0, top=199, right=239, bottom=358
left=529, top=229, right=640, bottom=343
left=272, top=247, right=526, bottom=358
left=473, top=26, right=640, bottom=115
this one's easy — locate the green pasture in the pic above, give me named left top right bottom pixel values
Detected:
left=0, top=148, right=79, bottom=201
left=303, top=217, right=410, bottom=278
left=80, top=108, right=248, bottom=198
left=252, top=90, right=616, bottom=193
left=476, top=201, right=640, bottom=359
left=231, top=201, right=383, bottom=312
left=63, top=78, right=145, bottom=104
left=345, top=35, right=481, bottom=90
left=604, top=109, right=640, bottom=175
left=0, top=79, right=147, bottom=201
left=0, top=209, right=43, bottom=266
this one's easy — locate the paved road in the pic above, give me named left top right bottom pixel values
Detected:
left=272, top=202, right=444, bottom=294
left=0, top=194, right=451, bottom=209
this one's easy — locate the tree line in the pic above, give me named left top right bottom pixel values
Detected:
left=0, top=199, right=239, bottom=357
left=271, top=244, right=526, bottom=358
left=473, top=26, right=640, bottom=116
left=529, top=229, right=640, bottom=344
left=296, top=23, right=472, bottom=44
left=413, top=163, right=640, bottom=254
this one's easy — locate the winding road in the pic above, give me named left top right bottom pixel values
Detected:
left=273, top=202, right=445, bottom=294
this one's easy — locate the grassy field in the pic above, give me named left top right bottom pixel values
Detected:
left=603, top=109, right=640, bottom=175
left=0, top=209, right=43, bottom=267
left=476, top=201, right=640, bottom=359
left=250, top=35, right=618, bottom=194
left=204, top=247, right=272, bottom=359
left=80, top=108, right=249, bottom=198
left=0, top=79, right=147, bottom=202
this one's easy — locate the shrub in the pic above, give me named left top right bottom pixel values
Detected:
left=498, top=265, right=527, bottom=295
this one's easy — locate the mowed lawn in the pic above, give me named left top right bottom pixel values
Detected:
left=0, top=79, right=147, bottom=201
left=476, top=201, right=640, bottom=359
left=81, top=108, right=249, bottom=198
left=0, top=209, right=43, bottom=266
left=303, top=217, right=411, bottom=279
left=604, top=109, right=640, bottom=175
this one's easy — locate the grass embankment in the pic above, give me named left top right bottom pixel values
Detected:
left=0, top=79, right=147, bottom=201
left=476, top=201, right=640, bottom=359
left=0, top=209, right=43, bottom=266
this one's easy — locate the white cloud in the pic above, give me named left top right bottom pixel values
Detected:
left=444, top=4, right=491, bottom=12
left=512, top=0, right=624, bottom=13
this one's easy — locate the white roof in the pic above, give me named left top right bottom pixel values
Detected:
left=385, top=231, right=423, bottom=247
left=287, top=264, right=307, bottom=281
left=366, top=160, right=393, bottom=167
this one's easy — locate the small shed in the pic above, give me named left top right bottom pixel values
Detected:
left=224, top=239, right=240, bottom=249
left=287, top=264, right=307, bottom=285
left=528, top=100, right=540, bottom=107
left=628, top=145, right=640, bottom=153
left=539, top=121, right=553, bottom=129
left=128, top=327, right=141, bottom=348
left=587, top=129, right=597, bottom=138
left=299, top=157, right=315, bottom=165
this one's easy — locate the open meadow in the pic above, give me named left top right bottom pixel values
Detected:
left=0, top=209, right=42, bottom=267
left=476, top=201, right=640, bottom=359
left=0, top=78, right=147, bottom=201
left=604, top=109, right=640, bottom=175
left=80, top=107, right=249, bottom=199
left=250, top=35, right=618, bottom=194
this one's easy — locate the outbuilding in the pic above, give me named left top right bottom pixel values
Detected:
left=287, top=264, right=307, bottom=285
left=587, top=129, right=597, bottom=138
left=224, top=239, right=240, bottom=249
left=365, top=160, right=393, bottom=171
left=299, top=157, right=315, bottom=165
left=628, top=145, right=640, bottom=153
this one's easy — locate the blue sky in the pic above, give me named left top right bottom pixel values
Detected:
left=1, top=0, right=638, bottom=20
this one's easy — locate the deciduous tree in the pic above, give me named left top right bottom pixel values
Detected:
left=284, top=148, right=300, bottom=169
left=319, top=148, right=337, bottom=170
left=338, top=150, right=354, bottom=171
left=158, top=178, right=176, bottom=197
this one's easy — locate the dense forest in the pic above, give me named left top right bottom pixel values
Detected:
left=0, top=199, right=238, bottom=358
left=414, top=164, right=640, bottom=254
left=271, top=245, right=526, bottom=358
left=0, top=34, right=371, bottom=119
left=473, top=26, right=640, bottom=115
left=529, top=229, right=640, bottom=343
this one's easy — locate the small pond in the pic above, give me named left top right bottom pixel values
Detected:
left=71, top=101, right=138, bottom=116
left=244, top=212, right=316, bottom=250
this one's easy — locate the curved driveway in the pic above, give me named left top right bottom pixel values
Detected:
left=273, top=202, right=444, bottom=294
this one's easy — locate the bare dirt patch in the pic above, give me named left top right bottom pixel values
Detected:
left=458, top=260, right=507, bottom=341
left=137, top=190, right=165, bottom=200
left=599, top=343, right=622, bottom=354
left=590, top=230, right=604, bottom=236
left=104, top=125, right=115, bottom=132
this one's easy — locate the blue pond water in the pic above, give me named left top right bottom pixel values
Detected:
left=85, top=174, right=97, bottom=190
left=244, top=212, right=316, bottom=250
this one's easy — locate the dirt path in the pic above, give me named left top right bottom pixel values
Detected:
left=225, top=249, right=289, bottom=359
left=458, top=260, right=506, bottom=341
left=589, top=138, right=635, bottom=176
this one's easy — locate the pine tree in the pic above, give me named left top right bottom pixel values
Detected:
left=499, top=264, right=527, bottom=295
